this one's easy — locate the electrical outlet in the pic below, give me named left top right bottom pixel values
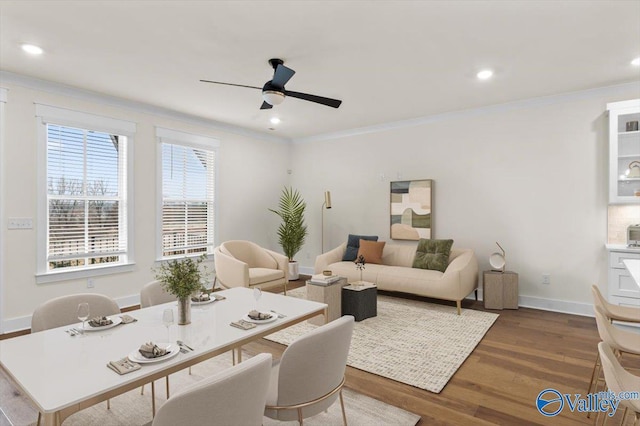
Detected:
left=87, top=278, right=95, bottom=288
left=542, top=274, right=551, bottom=285
left=8, top=218, right=33, bottom=229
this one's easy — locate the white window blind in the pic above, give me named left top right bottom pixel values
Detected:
left=161, top=141, right=215, bottom=258
left=46, top=123, right=128, bottom=270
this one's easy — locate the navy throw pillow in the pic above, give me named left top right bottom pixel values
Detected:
left=342, top=234, right=378, bottom=261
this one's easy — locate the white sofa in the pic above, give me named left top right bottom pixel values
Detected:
left=315, top=242, right=478, bottom=315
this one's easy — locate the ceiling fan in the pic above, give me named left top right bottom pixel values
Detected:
left=200, top=58, right=342, bottom=110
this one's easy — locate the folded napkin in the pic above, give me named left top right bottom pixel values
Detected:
left=138, top=342, right=168, bottom=358
left=230, top=319, right=256, bottom=330
left=88, top=316, right=113, bottom=327
left=107, top=357, right=141, bottom=375
left=248, top=310, right=271, bottom=320
left=120, top=314, right=137, bottom=324
left=191, top=293, right=211, bottom=302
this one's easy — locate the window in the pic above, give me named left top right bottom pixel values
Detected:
left=157, top=128, right=218, bottom=259
left=36, top=105, right=135, bottom=282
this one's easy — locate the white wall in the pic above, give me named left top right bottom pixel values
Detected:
left=291, top=84, right=640, bottom=314
left=0, top=81, right=290, bottom=331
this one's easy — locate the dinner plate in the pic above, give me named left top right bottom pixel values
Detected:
left=242, top=312, right=277, bottom=324
left=79, top=316, right=122, bottom=331
left=191, top=296, right=217, bottom=305
left=128, top=344, right=180, bottom=364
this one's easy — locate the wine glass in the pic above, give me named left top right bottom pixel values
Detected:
left=162, top=309, right=174, bottom=341
left=77, top=303, right=89, bottom=335
left=253, top=288, right=262, bottom=312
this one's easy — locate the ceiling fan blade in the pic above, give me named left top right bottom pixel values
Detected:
left=199, top=80, right=262, bottom=90
left=260, top=101, right=273, bottom=110
left=285, top=91, right=342, bottom=108
left=271, top=64, right=296, bottom=89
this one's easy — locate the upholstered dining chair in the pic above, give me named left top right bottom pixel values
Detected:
left=31, top=292, right=120, bottom=333
left=152, top=353, right=273, bottom=426
left=589, top=306, right=640, bottom=400
left=597, top=342, right=640, bottom=426
left=591, top=285, right=640, bottom=323
left=587, top=287, right=640, bottom=399
left=140, top=280, right=176, bottom=308
left=264, top=315, right=355, bottom=425
left=214, top=240, right=289, bottom=295
left=139, top=280, right=180, bottom=403
left=31, top=293, right=120, bottom=425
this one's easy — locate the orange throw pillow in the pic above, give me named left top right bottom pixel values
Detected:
left=357, top=239, right=386, bottom=264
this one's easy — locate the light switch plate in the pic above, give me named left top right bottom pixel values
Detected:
left=8, top=218, right=33, bottom=229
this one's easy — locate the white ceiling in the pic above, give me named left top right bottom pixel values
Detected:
left=1, top=1, right=639, bottom=140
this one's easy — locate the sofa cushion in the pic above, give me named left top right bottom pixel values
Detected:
left=249, top=268, right=285, bottom=285
left=357, top=239, right=386, bottom=264
left=412, top=239, right=454, bottom=273
left=343, top=234, right=378, bottom=261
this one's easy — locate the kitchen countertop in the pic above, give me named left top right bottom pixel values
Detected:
left=605, top=244, right=640, bottom=253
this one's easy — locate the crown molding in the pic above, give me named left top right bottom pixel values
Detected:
left=0, top=71, right=290, bottom=144
left=293, top=81, right=640, bottom=144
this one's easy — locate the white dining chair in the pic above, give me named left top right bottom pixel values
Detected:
left=151, top=353, right=273, bottom=426
left=597, top=342, right=640, bottom=426
left=31, top=293, right=121, bottom=425
left=140, top=280, right=177, bottom=308
left=264, top=315, right=355, bottom=425
left=589, top=305, right=640, bottom=412
left=139, top=280, right=178, bottom=406
left=31, top=293, right=120, bottom=333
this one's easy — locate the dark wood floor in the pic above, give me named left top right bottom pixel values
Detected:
left=254, top=278, right=639, bottom=425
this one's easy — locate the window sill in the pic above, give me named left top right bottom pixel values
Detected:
left=35, top=263, right=136, bottom=284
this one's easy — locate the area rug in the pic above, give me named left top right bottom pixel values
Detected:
left=266, top=287, right=499, bottom=393
left=0, top=352, right=420, bottom=426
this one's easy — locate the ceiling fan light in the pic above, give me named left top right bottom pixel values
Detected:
left=263, top=91, right=285, bottom=106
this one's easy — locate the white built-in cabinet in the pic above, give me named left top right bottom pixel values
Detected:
left=606, top=245, right=640, bottom=308
left=607, top=99, right=640, bottom=204
left=606, top=99, right=640, bottom=309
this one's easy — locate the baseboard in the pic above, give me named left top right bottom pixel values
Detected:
left=1, top=294, right=141, bottom=334
left=299, top=276, right=596, bottom=318
left=469, top=289, right=594, bottom=317
left=299, top=266, right=314, bottom=276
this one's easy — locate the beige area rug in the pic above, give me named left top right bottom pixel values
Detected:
left=0, top=352, right=420, bottom=426
left=267, top=287, right=499, bottom=394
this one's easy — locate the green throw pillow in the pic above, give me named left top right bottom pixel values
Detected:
left=412, top=239, right=454, bottom=273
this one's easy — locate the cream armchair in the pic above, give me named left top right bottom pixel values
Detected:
left=214, top=240, right=289, bottom=295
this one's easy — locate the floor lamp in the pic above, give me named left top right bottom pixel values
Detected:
left=321, top=191, right=332, bottom=253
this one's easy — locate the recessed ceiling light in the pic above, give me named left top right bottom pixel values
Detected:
left=477, top=69, right=494, bottom=80
left=632, top=57, right=640, bottom=66
left=270, top=117, right=281, bottom=125
left=21, top=43, right=43, bottom=55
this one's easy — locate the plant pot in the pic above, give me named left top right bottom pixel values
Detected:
left=288, top=261, right=299, bottom=281
left=177, top=297, right=191, bottom=325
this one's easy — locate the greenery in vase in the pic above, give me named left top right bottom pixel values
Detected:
left=269, top=186, right=308, bottom=261
left=154, top=255, right=207, bottom=299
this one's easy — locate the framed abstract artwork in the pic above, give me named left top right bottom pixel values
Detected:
left=390, top=179, right=432, bottom=240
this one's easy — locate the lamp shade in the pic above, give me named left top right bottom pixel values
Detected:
left=263, top=91, right=285, bottom=106
left=324, top=191, right=332, bottom=209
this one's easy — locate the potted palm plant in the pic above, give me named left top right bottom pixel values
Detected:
left=154, top=255, right=206, bottom=325
left=269, top=186, right=308, bottom=280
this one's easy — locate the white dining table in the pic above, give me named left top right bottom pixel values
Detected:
left=623, top=259, right=640, bottom=288
left=0, top=287, right=327, bottom=426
